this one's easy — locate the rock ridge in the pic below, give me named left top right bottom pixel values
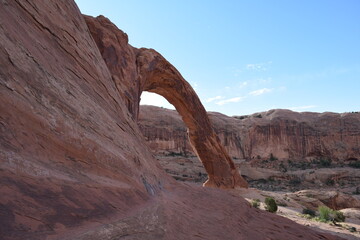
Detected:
left=139, top=106, right=360, bottom=163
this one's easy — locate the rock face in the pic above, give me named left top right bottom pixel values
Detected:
left=84, top=16, right=247, bottom=188
left=139, top=106, right=360, bottom=163
left=288, top=190, right=360, bottom=210
left=0, top=1, right=165, bottom=238
left=0, top=1, right=344, bottom=239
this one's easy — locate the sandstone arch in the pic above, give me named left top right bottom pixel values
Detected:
left=136, top=49, right=247, bottom=188
left=85, top=15, right=248, bottom=188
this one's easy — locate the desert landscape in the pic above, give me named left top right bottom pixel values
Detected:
left=0, top=1, right=359, bottom=240
left=139, top=105, right=360, bottom=239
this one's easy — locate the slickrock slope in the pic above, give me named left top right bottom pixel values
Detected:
left=0, top=1, right=167, bottom=239
left=0, top=0, right=343, bottom=239
left=139, top=106, right=360, bottom=163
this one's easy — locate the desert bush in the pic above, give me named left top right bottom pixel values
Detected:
left=333, top=211, right=345, bottom=222
left=251, top=199, right=260, bottom=209
left=302, top=208, right=316, bottom=217
left=265, top=197, right=278, bottom=213
left=348, top=161, right=360, bottom=168
left=318, top=206, right=345, bottom=223
left=234, top=115, right=249, bottom=120
left=269, top=153, right=278, bottom=161
left=349, top=227, right=357, bottom=232
left=318, top=206, right=332, bottom=222
left=319, top=158, right=332, bottom=167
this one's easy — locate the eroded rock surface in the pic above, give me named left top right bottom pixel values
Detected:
left=0, top=1, right=344, bottom=239
left=139, top=106, right=360, bottom=163
left=84, top=16, right=247, bottom=188
left=288, top=190, right=360, bottom=210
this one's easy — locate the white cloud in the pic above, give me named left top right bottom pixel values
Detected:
left=206, top=95, right=224, bottom=103
left=249, top=88, right=273, bottom=96
left=289, top=105, right=317, bottom=111
left=140, top=92, right=175, bottom=109
left=246, top=61, right=272, bottom=71
left=216, top=96, right=245, bottom=106
left=239, top=81, right=248, bottom=88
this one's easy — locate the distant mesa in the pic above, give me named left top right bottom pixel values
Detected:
left=139, top=106, right=360, bottom=164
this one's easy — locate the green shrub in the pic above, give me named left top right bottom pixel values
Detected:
left=318, top=206, right=332, bottom=221
left=251, top=199, right=260, bottom=208
left=318, top=206, right=346, bottom=222
left=302, top=208, right=316, bottom=217
left=265, top=197, right=278, bottom=213
left=333, top=211, right=345, bottom=222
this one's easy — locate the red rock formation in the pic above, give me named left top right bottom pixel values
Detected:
left=0, top=1, right=344, bottom=239
left=139, top=106, right=360, bottom=163
left=85, top=15, right=247, bottom=189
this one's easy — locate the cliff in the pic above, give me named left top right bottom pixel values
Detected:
left=139, top=106, right=360, bottom=164
left=0, top=1, right=343, bottom=239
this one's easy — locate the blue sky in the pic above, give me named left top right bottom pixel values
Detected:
left=75, top=0, right=360, bottom=116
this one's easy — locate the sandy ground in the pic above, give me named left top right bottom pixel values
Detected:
left=235, top=188, right=360, bottom=240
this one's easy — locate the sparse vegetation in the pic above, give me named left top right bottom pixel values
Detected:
left=353, top=187, right=360, bottom=195
left=269, top=153, right=278, bottom=161
left=333, top=210, right=345, bottom=222
left=251, top=199, right=260, bottom=208
left=312, top=158, right=332, bottom=167
left=287, top=160, right=311, bottom=170
left=319, top=158, right=332, bottom=167
left=349, top=227, right=357, bottom=232
left=318, top=206, right=332, bottom=222
left=317, top=206, right=345, bottom=223
left=265, top=197, right=278, bottom=213
left=348, top=161, right=360, bottom=168
left=279, top=162, right=287, bottom=172
left=289, top=177, right=301, bottom=185
left=326, top=178, right=335, bottom=186
left=234, top=115, right=249, bottom=120
left=166, top=151, right=184, bottom=157
left=302, top=208, right=316, bottom=217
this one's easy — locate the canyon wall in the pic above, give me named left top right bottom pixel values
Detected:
left=139, top=106, right=360, bottom=163
left=0, top=1, right=343, bottom=239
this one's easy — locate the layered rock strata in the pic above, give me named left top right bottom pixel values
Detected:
left=139, top=106, right=360, bottom=163
left=0, top=1, right=343, bottom=239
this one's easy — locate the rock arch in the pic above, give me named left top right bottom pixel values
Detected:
left=137, top=49, right=247, bottom=188
left=85, top=15, right=248, bottom=188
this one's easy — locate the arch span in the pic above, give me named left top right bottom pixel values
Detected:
left=137, top=49, right=247, bottom=188
left=85, top=15, right=248, bottom=188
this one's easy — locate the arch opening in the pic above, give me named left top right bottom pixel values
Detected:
left=84, top=15, right=247, bottom=188
left=137, top=49, right=248, bottom=189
